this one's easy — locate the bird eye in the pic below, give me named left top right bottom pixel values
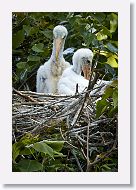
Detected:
left=87, top=60, right=90, bottom=64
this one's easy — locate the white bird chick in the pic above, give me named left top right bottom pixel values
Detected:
left=36, top=25, right=70, bottom=94
left=58, top=48, right=94, bottom=95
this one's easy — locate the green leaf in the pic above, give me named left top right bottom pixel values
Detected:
left=108, top=106, right=118, bottom=117
left=23, top=25, right=32, bottom=36
left=33, top=142, right=54, bottom=158
left=23, top=25, right=38, bottom=36
left=18, top=159, right=43, bottom=172
left=103, top=86, right=113, bottom=99
left=27, top=64, right=37, bottom=72
left=12, top=134, right=39, bottom=161
left=102, top=164, right=111, bottom=171
left=32, top=43, right=44, bottom=53
left=43, top=141, right=64, bottom=152
left=13, top=30, right=25, bottom=49
left=19, top=147, right=35, bottom=155
left=110, top=13, right=118, bottom=33
left=107, top=56, right=118, bottom=68
left=40, top=29, right=52, bottom=39
left=92, top=13, right=106, bottom=23
left=53, top=151, right=66, bottom=158
left=96, top=99, right=108, bottom=118
left=27, top=55, right=40, bottom=62
left=83, top=32, right=97, bottom=47
left=12, top=142, right=22, bottom=162
left=96, top=31, right=107, bottom=41
left=12, top=163, right=21, bottom=172
left=110, top=80, right=118, bottom=88
left=102, top=26, right=112, bottom=38
left=46, top=163, right=66, bottom=172
left=20, top=133, right=39, bottom=145
left=16, top=62, right=26, bottom=69
left=112, top=90, right=118, bottom=108
left=106, top=42, right=118, bottom=53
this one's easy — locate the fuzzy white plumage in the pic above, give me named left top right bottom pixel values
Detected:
left=36, top=25, right=70, bottom=94
left=58, top=48, right=94, bottom=95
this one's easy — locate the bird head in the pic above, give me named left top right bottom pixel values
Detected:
left=53, top=25, right=68, bottom=61
left=72, top=48, right=94, bottom=80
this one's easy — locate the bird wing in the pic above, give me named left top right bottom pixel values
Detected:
left=36, top=65, right=48, bottom=93
left=58, top=82, right=75, bottom=95
left=58, top=67, right=89, bottom=95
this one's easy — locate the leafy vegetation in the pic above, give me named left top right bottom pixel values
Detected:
left=12, top=12, right=118, bottom=172
left=12, top=12, right=118, bottom=90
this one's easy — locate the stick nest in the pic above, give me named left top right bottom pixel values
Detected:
left=12, top=86, right=118, bottom=171
left=12, top=88, right=117, bottom=144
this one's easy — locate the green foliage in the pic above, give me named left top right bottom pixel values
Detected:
left=96, top=80, right=118, bottom=118
left=13, top=30, right=25, bottom=49
left=12, top=133, right=39, bottom=162
left=17, top=159, right=43, bottom=172
left=32, top=43, right=44, bottom=53
left=12, top=133, right=66, bottom=172
left=94, top=155, right=118, bottom=172
left=44, top=140, right=64, bottom=152
left=12, top=12, right=118, bottom=91
left=33, top=142, right=54, bottom=158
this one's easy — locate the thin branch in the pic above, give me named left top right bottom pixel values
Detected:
left=13, top=88, right=36, bottom=102
left=59, top=127, right=78, bottom=150
left=86, top=112, right=90, bottom=170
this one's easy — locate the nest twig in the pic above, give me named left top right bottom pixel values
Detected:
left=12, top=84, right=117, bottom=146
left=12, top=55, right=118, bottom=171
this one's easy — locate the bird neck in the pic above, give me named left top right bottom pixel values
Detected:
left=51, top=40, right=64, bottom=63
left=73, top=60, right=82, bottom=75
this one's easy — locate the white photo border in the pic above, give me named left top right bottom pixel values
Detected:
left=0, top=0, right=130, bottom=184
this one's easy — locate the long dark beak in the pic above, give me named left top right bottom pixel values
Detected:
left=55, top=38, right=63, bottom=61
left=82, top=65, right=91, bottom=80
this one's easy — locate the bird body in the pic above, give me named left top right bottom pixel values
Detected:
left=58, top=66, right=89, bottom=95
left=36, top=25, right=70, bottom=94
left=37, top=58, right=69, bottom=93
left=58, top=48, right=93, bottom=95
